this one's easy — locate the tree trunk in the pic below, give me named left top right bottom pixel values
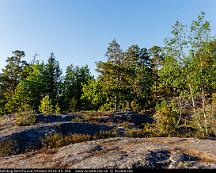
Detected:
left=189, top=85, right=202, bottom=130
left=202, top=91, right=208, bottom=136
left=114, top=95, right=117, bottom=111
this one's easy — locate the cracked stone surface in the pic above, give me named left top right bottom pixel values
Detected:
left=1, top=137, right=216, bottom=169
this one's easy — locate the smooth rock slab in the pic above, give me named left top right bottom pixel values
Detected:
left=1, top=137, right=216, bottom=169
left=0, top=122, right=113, bottom=155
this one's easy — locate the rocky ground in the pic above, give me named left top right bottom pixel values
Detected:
left=0, top=112, right=216, bottom=169
left=1, top=137, right=216, bottom=169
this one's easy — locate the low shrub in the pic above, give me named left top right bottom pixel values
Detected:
left=72, top=117, right=83, bottom=122
left=42, top=130, right=118, bottom=149
left=42, top=133, right=93, bottom=149
left=98, top=102, right=114, bottom=111
left=125, top=129, right=150, bottom=138
left=94, top=130, right=118, bottom=139
left=0, top=139, right=16, bottom=157
left=15, top=111, right=37, bottom=126
left=175, top=126, right=196, bottom=138
left=142, top=123, right=161, bottom=137
left=0, top=116, right=5, bottom=122
left=153, top=100, right=178, bottom=136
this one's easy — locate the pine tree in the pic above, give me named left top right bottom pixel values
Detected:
left=123, top=45, right=153, bottom=111
left=96, top=39, right=126, bottom=110
left=1, top=51, right=27, bottom=100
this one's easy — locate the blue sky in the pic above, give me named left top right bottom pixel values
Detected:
left=0, top=0, right=216, bottom=76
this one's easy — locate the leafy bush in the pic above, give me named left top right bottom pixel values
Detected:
left=153, top=100, right=178, bottom=136
left=211, top=93, right=216, bottom=105
left=99, top=102, right=114, bottom=111
left=39, top=95, right=53, bottom=115
left=130, top=100, right=141, bottom=112
left=142, top=123, right=161, bottom=137
left=190, top=105, right=216, bottom=138
left=15, top=111, right=37, bottom=126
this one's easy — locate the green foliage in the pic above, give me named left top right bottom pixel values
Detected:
left=81, top=79, right=106, bottom=110
left=212, top=93, right=216, bottom=105
left=39, top=95, right=53, bottom=115
left=1, top=50, right=27, bottom=100
left=5, top=83, right=32, bottom=113
left=15, top=111, right=37, bottom=126
left=153, top=100, right=178, bottom=136
left=55, top=103, right=61, bottom=114
left=130, top=100, right=141, bottom=112
left=62, top=64, right=93, bottom=112
left=125, top=129, right=150, bottom=138
left=96, top=39, right=125, bottom=110
left=95, top=41, right=153, bottom=111
left=190, top=105, right=216, bottom=138
left=44, top=53, right=62, bottom=108
left=0, top=50, right=28, bottom=114
left=98, top=102, right=114, bottom=111
left=0, top=13, right=216, bottom=139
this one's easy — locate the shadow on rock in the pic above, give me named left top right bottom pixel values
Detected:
left=0, top=122, right=113, bottom=156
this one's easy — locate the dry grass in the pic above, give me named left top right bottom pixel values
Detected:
left=0, top=116, right=5, bottom=122
left=42, top=130, right=118, bottom=149
left=0, top=139, right=16, bottom=157
left=94, top=146, right=121, bottom=157
left=182, top=149, right=216, bottom=164
left=125, top=129, right=152, bottom=138
left=42, top=133, right=92, bottom=149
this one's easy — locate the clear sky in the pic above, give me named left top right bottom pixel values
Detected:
left=0, top=0, right=216, bottom=77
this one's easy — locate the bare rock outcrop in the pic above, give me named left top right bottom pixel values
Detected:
left=0, top=122, right=113, bottom=155
left=1, top=137, right=216, bottom=169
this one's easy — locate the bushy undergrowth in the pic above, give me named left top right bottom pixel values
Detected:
left=0, top=116, right=5, bottom=122
left=42, top=130, right=118, bottom=149
left=42, top=133, right=92, bottom=149
left=0, top=139, right=18, bottom=157
left=15, top=111, right=37, bottom=126
left=125, top=129, right=150, bottom=138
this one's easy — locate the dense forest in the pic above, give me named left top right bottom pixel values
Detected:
left=0, top=13, right=216, bottom=138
